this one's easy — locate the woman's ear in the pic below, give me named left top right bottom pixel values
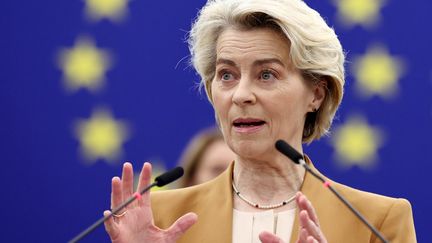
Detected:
left=309, top=78, right=327, bottom=112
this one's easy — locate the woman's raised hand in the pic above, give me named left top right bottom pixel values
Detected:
left=294, top=192, right=327, bottom=243
left=259, top=192, right=327, bottom=243
left=103, top=162, right=198, bottom=243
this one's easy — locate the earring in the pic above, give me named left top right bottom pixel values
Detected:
left=313, top=108, right=318, bottom=112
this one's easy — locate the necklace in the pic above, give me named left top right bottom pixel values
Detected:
left=231, top=180, right=296, bottom=209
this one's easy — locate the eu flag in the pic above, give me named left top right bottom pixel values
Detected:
left=1, top=0, right=430, bottom=241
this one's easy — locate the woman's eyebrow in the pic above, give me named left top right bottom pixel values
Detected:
left=253, top=58, right=285, bottom=67
left=215, top=58, right=285, bottom=68
left=215, top=58, right=237, bottom=67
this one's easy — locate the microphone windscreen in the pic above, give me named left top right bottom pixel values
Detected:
left=154, top=167, right=184, bottom=187
left=275, top=140, right=303, bottom=164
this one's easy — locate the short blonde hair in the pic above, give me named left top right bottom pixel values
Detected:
left=188, top=0, right=345, bottom=143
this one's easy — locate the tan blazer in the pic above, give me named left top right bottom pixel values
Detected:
left=151, top=160, right=416, bottom=243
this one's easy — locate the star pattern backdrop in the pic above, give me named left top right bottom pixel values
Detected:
left=1, top=0, right=431, bottom=242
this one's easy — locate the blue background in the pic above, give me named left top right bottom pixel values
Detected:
left=1, top=0, right=430, bottom=242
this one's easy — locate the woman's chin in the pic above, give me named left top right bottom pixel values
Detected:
left=231, top=141, right=272, bottom=161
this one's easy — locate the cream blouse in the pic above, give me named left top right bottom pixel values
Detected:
left=232, top=208, right=296, bottom=243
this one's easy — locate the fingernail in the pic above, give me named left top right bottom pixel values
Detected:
left=144, top=162, right=153, bottom=168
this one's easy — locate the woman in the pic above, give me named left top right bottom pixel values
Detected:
left=177, top=127, right=235, bottom=188
left=104, top=0, right=416, bottom=242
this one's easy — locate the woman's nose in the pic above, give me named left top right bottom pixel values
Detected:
left=232, top=79, right=256, bottom=106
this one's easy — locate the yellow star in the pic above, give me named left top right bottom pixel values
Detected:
left=352, top=45, right=405, bottom=98
left=75, top=108, right=129, bottom=163
left=58, top=37, right=112, bottom=92
left=331, top=116, right=384, bottom=168
left=84, top=0, right=129, bottom=22
left=333, top=0, right=385, bottom=27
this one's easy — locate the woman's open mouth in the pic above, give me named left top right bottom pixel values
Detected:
left=232, top=118, right=266, bottom=133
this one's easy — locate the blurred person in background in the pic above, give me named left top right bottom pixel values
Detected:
left=177, top=127, right=235, bottom=188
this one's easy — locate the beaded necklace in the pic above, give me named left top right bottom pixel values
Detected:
left=231, top=180, right=296, bottom=209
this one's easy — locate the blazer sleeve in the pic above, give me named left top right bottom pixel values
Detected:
left=374, top=198, right=416, bottom=243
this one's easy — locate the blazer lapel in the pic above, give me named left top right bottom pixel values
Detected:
left=196, top=161, right=234, bottom=243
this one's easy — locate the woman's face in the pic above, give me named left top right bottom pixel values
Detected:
left=211, top=27, right=324, bottom=161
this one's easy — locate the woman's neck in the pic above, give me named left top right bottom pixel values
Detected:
left=233, top=155, right=305, bottom=212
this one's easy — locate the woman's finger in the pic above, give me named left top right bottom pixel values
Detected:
left=299, top=210, right=328, bottom=243
left=111, top=177, right=123, bottom=210
left=137, top=162, right=152, bottom=207
left=296, top=192, right=320, bottom=227
left=298, top=227, right=308, bottom=243
left=121, top=162, right=134, bottom=206
left=165, top=212, right=198, bottom=241
left=259, top=231, right=285, bottom=243
left=103, top=210, right=119, bottom=241
left=299, top=210, right=321, bottom=239
left=307, top=236, right=318, bottom=243
left=297, top=192, right=327, bottom=242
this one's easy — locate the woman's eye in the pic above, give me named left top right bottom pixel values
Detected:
left=261, top=70, right=275, bottom=80
left=221, top=72, right=233, bottom=81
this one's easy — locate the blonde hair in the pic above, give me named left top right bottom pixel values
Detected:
left=188, top=0, right=345, bottom=143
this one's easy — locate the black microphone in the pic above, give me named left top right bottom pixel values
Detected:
left=155, top=166, right=184, bottom=187
left=275, top=140, right=303, bottom=164
left=275, top=139, right=389, bottom=243
left=69, top=166, right=184, bottom=243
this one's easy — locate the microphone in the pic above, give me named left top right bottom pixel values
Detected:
left=275, top=140, right=303, bottom=164
left=69, top=166, right=184, bottom=243
left=155, top=166, right=184, bottom=187
left=275, top=140, right=389, bottom=243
